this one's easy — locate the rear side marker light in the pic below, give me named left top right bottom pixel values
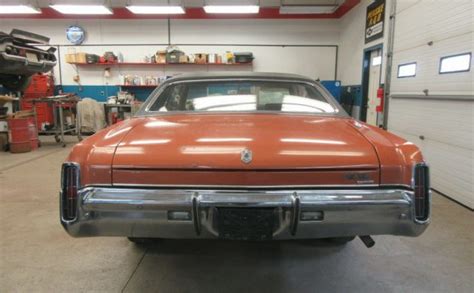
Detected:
left=413, top=163, right=430, bottom=222
left=61, top=163, right=80, bottom=221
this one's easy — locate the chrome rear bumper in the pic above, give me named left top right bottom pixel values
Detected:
left=60, top=187, right=430, bottom=239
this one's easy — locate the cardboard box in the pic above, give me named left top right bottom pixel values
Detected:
left=75, top=53, right=87, bottom=64
left=194, top=53, right=208, bottom=64
left=65, top=54, right=76, bottom=63
left=155, top=50, right=167, bottom=64
left=179, top=55, right=189, bottom=63
left=167, top=50, right=185, bottom=64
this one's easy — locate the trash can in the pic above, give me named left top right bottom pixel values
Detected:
left=7, top=118, right=32, bottom=153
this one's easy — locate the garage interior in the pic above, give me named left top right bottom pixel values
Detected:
left=0, top=0, right=473, bottom=292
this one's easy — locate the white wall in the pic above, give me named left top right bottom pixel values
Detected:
left=0, top=18, right=340, bottom=86
left=0, top=19, right=169, bottom=45
left=170, top=19, right=340, bottom=45
left=337, top=0, right=392, bottom=85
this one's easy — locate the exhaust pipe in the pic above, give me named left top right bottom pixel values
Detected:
left=359, top=235, right=375, bottom=248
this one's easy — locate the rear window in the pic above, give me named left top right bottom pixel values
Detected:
left=148, top=81, right=338, bottom=114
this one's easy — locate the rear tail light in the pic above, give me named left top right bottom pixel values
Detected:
left=61, top=163, right=80, bottom=221
left=413, top=163, right=430, bottom=222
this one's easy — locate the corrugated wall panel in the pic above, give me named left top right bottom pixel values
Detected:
left=392, top=126, right=473, bottom=208
left=389, top=99, right=473, bottom=148
left=391, top=33, right=473, bottom=95
left=388, top=0, right=473, bottom=208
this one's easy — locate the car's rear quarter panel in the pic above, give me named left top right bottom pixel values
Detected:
left=67, top=119, right=144, bottom=186
left=355, top=123, right=424, bottom=187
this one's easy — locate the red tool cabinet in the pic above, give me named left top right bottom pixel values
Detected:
left=21, top=74, right=55, bottom=130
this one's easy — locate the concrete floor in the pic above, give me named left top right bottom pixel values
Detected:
left=0, top=136, right=473, bottom=292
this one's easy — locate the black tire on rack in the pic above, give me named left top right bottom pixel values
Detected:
left=0, top=75, right=32, bottom=91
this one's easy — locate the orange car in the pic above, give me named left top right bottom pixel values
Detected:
left=60, top=72, right=430, bottom=246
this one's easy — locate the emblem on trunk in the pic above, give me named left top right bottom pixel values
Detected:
left=241, top=148, right=253, bottom=164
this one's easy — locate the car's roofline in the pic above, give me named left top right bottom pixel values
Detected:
left=164, top=72, right=316, bottom=83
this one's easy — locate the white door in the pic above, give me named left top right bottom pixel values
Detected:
left=366, top=49, right=382, bottom=126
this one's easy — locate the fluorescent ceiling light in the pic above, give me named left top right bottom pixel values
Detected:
left=204, top=5, right=259, bottom=14
left=279, top=5, right=337, bottom=14
left=0, top=5, right=41, bottom=14
left=127, top=5, right=185, bottom=14
left=50, top=4, right=113, bottom=15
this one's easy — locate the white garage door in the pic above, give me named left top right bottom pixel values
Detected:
left=388, top=0, right=473, bottom=208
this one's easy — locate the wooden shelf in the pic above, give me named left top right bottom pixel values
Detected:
left=69, top=62, right=252, bottom=66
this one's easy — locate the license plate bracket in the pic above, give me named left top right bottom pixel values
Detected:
left=217, top=208, right=275, bottom=241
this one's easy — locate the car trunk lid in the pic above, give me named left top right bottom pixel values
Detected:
left=112, top=114, right=380, bottom=186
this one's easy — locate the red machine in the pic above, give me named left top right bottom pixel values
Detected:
left=21, top=74, right=55, bottom=130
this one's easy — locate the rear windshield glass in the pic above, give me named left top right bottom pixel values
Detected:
left=148, top=81, right=338, bottom=114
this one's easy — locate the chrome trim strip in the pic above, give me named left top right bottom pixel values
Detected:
left=290, top=192, right=300, bottom=236
left=78, top=187, right=417, bottom=209
left=192, top=192, right=201, bottom=235
left=380, top=184, right=412, bottom=189
left=102, top=183, right=391, bottom=189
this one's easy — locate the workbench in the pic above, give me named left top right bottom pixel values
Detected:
left=30, top=94, right=82, bottom=147
left=104, top=103, right=132, bottom=126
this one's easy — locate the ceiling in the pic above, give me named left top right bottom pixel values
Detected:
left=7, top=0, right=344, bottom=8
left=1, top=0, right=359, bottom=19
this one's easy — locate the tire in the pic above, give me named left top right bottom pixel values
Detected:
left=0, top=75, right=32, bottom=91
left=324, top=236, right=356, bottom=245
